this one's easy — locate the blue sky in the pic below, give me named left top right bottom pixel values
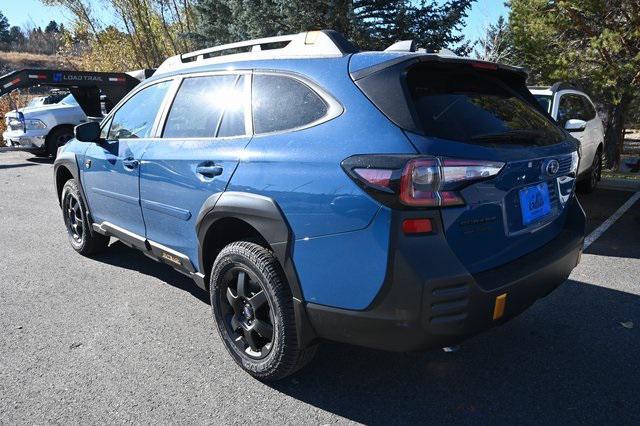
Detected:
left=1, top=0, right=508, bottom=43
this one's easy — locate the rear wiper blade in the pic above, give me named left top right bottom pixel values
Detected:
left=471, top=129, right=546, bottom=142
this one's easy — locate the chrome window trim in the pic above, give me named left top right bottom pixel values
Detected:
left=155, top=70, right=252, bottom=141
left=250, top=70, right=344, bottom=137
left=99, top=77, right=176, bottom=141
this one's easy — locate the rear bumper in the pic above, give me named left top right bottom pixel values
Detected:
left=305, top=196, right=585, bottom=352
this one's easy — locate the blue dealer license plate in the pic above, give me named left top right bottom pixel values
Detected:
left=519, top=183, right=551, bottom=225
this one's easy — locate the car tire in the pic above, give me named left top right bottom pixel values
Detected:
left=577, top=148, right=602, bottom=194
left=61, top=179, right=110, bottom=255
left=47, top=126, right=74, bottom=159
left=210, top=241, right=317, bottom=381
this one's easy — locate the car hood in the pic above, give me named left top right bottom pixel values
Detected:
left=5, top=103, right=80, bottom=119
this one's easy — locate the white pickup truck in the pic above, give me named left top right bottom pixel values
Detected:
left=1, top=68, right=153, bottom=158
left=3, top=93, right=88, bottom=157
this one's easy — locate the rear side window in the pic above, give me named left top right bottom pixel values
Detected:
left=407, top=65, right=564, bottom=146
left=252, top=74, right=328, bottom=134
left=108, top=81, right=171, bottom=139
left=163, top=74, right=246, bottom=138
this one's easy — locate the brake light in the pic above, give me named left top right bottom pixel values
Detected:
left=471, top=61, right=498, bottom=71
left=343, top=155, right=504, bottom=208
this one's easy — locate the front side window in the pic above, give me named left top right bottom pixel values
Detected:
left=557, top=94, right=589, bottom=126
left=252, top=74, right=328, bottom=134
left=407, top=65, right=565, bottom=146
left=163, top=74, right=245, bottom=139
left=108, top=81, right=171, bottom=140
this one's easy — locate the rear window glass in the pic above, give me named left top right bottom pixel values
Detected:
left=408, top=65, right=564, bottom=146
left=252, top=74, right=328, bottom=134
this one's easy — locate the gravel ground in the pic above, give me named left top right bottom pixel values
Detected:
left=0, top=151, right=639, bottom=424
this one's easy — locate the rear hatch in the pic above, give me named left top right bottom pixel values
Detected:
left=352, top=56, right=579, bottom=274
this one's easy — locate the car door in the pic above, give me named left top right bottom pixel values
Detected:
left=81, top=80, right=173, bottom=238
left=139, top=72, right=252, bottom=270
left=556, top=92, right=592, bottom=175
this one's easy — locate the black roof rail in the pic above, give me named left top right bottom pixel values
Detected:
left=0, top=68, right=154, bottom=116
left=549, top=81, right=583, bottom=93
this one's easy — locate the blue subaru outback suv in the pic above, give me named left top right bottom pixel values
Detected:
left=54, top=30, right=585, bottom=380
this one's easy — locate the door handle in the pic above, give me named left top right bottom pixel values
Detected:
left=196, top=164, right=223, bottom=178
left=123, top=158, right=139, bottom=169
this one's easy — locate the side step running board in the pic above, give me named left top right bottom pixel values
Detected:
left=93, top=222, right=206, bottom=288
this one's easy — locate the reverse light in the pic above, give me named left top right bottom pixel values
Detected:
left=400, top=158, right=504, bottom=207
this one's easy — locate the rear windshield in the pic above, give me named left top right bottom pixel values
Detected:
left=407, top=65, right=564, bottom=146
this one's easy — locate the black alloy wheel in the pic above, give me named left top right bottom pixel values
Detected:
left=219, top=267, right=274, bottom=359
left=63, top=190, right=85, bottom=245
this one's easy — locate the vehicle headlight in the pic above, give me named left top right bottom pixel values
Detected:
left=8, top=118, right=22, bottom=128
left=24, top=119, right=47, bottom=130
left=570, top=150, right=579, bottom=174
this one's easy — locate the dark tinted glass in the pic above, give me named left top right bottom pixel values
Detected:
left=558, top=94, right=589, bottom=126
left=533, top=94, right=552, bottom=113
left=164, top=74, right=243, bottom=138
left=252, top=74, right=328, bottom=134
left=108, top=81, right=171, bottom=139
left=407, top=65, right=564, bottom=146
left=581, top=96, right=597, bottom=120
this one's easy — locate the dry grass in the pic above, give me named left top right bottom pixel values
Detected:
left=0, top=51, right=73, bottom=74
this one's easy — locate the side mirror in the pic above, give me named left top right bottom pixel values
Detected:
left=564, top=119, right=587, bottom=132
left=74, top=122, right=101, bottom=142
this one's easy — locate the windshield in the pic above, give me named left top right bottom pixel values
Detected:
left=533, top=94, right=553, bottom=113
left=27, top=97, right=45, bottom=107
left=59, top=94, right=79, bottom=106
left=407, top=65, right=565, bottom=146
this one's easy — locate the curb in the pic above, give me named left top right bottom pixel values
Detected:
left=599, top=178, right=640, bottom=192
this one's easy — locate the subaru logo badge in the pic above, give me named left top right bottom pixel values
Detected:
left=545, top=159, right=560, bottom=176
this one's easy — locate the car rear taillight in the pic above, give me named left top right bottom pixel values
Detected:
left=343, top=155, right=504, bottom=209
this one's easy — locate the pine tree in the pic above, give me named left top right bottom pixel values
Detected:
left=191, top=0, right=475, bottom=52
left=0, top=10, right=10, bottom=44
left=474, top=16, right=514, bottom=63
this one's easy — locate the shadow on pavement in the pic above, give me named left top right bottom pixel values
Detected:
left=93, top=240, right=210, bottom=304
left=0, top=162, right=42, bottom=170
left=270, top=280, right=640, bottom=423
left=26, top=156, right=54, bottom=164
left=584, top=197, right=640, bottom=260
left=87, top=227, right=639, bottom=422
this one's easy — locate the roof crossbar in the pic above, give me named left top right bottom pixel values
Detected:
left=156, top=30, right=358, bottom=74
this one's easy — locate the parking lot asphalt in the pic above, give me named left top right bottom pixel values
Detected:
left=0, top=150, right=639, bottom=424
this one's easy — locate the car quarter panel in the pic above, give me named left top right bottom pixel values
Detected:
left=225, top=58, right=416, bottom=309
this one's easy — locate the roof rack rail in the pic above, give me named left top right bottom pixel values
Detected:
left=384, top=40, right=417, bottom=52
left=156, top=30, right=358, bottom=74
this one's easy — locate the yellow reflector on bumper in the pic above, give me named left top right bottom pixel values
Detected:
left=493, top=293, right=507, bottom=320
